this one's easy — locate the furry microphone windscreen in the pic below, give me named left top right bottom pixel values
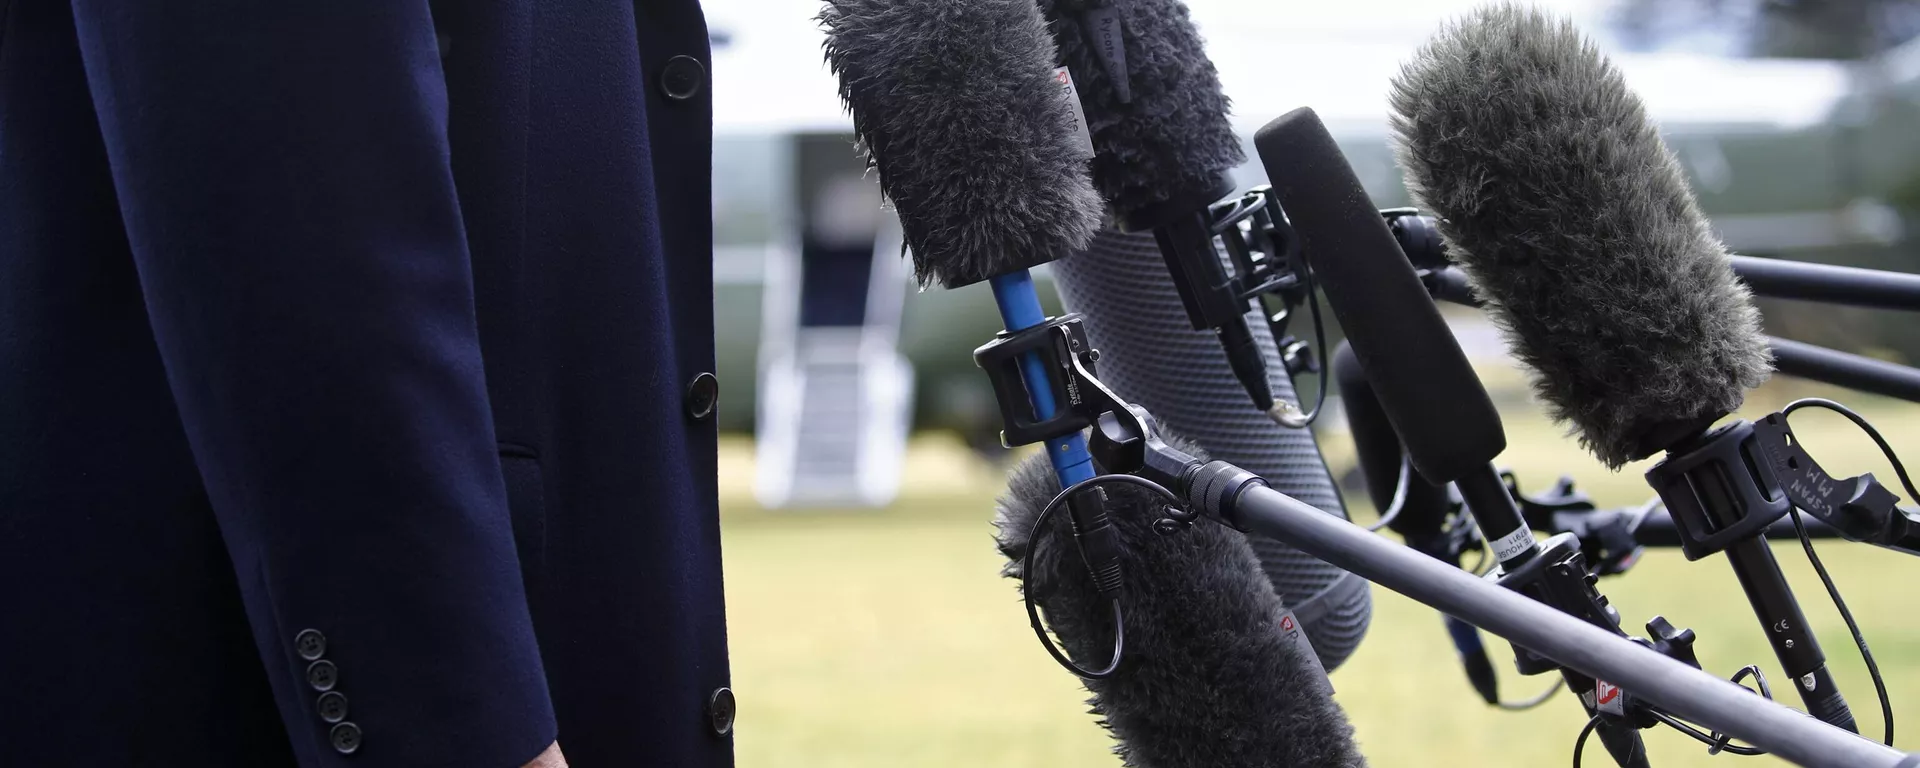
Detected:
left=995, top=444, right=1367, bottom=768
left=1388, top=4, right=1771, bottom=468
left=1040, top=0, right=1245, bottom=221
left=820, top=0, right=1103, bottom=289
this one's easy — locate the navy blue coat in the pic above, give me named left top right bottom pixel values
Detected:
left=0, top=1, right=731, bottom=766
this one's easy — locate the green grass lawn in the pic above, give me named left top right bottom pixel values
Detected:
left=719, top=386, right=1920, bottom=766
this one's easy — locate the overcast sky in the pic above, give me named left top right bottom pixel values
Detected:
left=706, top=1, right=1850, bottom=134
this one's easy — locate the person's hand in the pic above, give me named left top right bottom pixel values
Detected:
left=523, top=742, right=566, bottom=768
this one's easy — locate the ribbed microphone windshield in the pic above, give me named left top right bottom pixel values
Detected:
left=1389, top=4, right=1772, bottom=467
left=1052, top=229, right=1372, bottom=671
left=821, top=0, right=1103, bottom=288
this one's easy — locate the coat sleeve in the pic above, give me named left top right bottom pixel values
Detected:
left=67, top=2, right=555, bottom=766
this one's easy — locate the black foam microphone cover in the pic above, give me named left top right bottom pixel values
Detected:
left=996, top=442, right=1368, bottom=768
left=1255, top=108, right=1505, bottom=483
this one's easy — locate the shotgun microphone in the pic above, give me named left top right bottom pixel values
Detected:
left=1332, top=341, right=1499, bottom=704
left=1391, top=3, right=1856, bottom=733
left=821, top=0, right=1114, bottom=588
left=1040, top=0, right=1286, bottom=425
left=1257, top=107, right=1654, bottom=766
left=996, top=440, right=1368, bottom=768
left=1042, top=0, right=1373, bottom=672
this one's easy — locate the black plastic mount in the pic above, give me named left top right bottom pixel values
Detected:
left=1510, top=474, right=1646, bottom=577
left=972, top=314, right=1104, bottom=448
left=1752, top=412, right=1919, bottom=556
left=1495, top=533, right=1629, bottom=676
left=1645, top=421, right=1793, bottom=562
left=1380, top=209, right=1449, bottom=270
left=1138, top=184, right=1313, bottom=356
left=1646, top=420, right=1857, bottom=730
left=1491, top=533, right=1710, bottom=733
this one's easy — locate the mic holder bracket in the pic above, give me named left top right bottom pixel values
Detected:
left=964, top=305, right=1207, bottom=496
left=1489, top=532, right=1707, bottom=735
left=967, top=310, right=1213, bottom=506
left=1128, top=180, right=1318, bottom=416
left=973, top=314, right=1104, bottom=448
left=1648, top=420, right=1859, bottom=731
left=1493, top=533, right=1628, bottom=677
left=1646, top=420, right=1793, bottom=561
left=1380, top=209, right=1450, bottom=271
left=1751, top=412, right=1920, bottom=556
left=1508, top=473, right=1646, bottom=577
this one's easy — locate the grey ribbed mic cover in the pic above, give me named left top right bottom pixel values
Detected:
left=1053, top=227, right=1371, bottom=670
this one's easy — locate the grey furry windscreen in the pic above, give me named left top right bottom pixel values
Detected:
left=1387, top=3, right=1771, bottom=467
left=1041, top=0, right=1245, bottom=219
left=820, top=0, right=1102, bottom=289
left=995, top=446, right=1367, bottom=767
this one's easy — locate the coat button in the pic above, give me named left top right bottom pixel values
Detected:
left=659, top=55, right=705, bottom=101
left=685, top=372, right=718, bottom=420
left=316, top=691, right=350, bottom=724
left=330, top=722, right=363, bottom=755
left=306, top=660, right=339, bottom=692
left=707, top=687, right=736, bottom=736
left=294, top=629, right=327, bottom=661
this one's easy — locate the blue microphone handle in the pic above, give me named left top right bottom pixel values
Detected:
left=989, top=271, right=1097, bottom=488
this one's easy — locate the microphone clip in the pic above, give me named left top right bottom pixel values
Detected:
left=973, top=314, right=1111, bottom=448
left=1751, top=412, right=1920, bottom=557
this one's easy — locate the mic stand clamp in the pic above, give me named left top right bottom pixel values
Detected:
left=1493, top=533, right=1627, bottom=678
left=1493, top=532, right=1716, bottom=744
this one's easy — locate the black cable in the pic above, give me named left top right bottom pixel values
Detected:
left=1263, top=262, right=1335, bottom=429
left=1784, top=397, right=1920, bottom=504
left=1571, top=714, right=1602, bottom=768
left=1368, top=454, right=1412, bottom=532
left=1293, top=266, right=1332, bottom=426
left=1499, top=679, right=1564, bottom=711
left=1637, top=665, right=1776, bottom=757
left=1651, top=712, right=1767, bottom=757
left=1468, top=522, right=1493, bottom=576
left=1023, top=473, right=1183, bottom=680
left=1778, top=397, right=1901, bottom=748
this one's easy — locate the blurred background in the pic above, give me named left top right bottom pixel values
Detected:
left=703, top=0, right=1920, bottom=764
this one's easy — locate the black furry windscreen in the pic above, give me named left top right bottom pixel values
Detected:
left=1387, top=3, right=1771, bottom=467
left=994, top=446, right=1367, bottom=767
left=820, top=0, right=1103, bottom=289
left=1040, top=0, right=1245, bottom=221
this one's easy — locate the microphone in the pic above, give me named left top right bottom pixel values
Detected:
left=821, top=0, right=1120, bottom=602
left=1042, top=0, right=1373, bottom=672
left=820, top=0, right=1101, bottom=291
left=1256, top=108, right=1654, bottom=765
left=1390, top=4, right=1854, bottom=733
left=1039, top=0, right=1287, bottom=425
left=995, top=440, right=1368, bottom=768
left=1332, top=341, right=1498, bottom=704
left=1389, top=5, right=1770, bottom=471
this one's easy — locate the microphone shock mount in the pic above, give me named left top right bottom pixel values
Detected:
left=1122, top=180, right=1327, bottom=427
